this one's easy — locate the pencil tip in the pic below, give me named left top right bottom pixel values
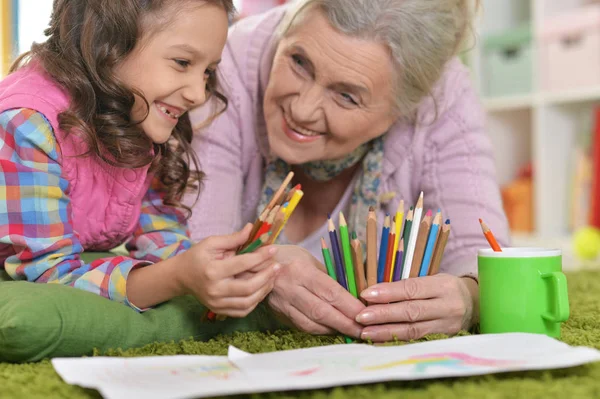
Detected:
left=410, top=206, right=414, bottom=210
left=327, top=213, right=332, bottom=219
left=478, top=218, right=483, bottom=224
left=369, top=206, right=375, bottom=212
left=339, top=212, right=347, bottom=225
left=351, top=231, right=357, bottom=239
left=321, top=237, right=327, bottom=247
left=446, top=219, right=450, bottom=224
left=426, top=209, right=432, bottom=217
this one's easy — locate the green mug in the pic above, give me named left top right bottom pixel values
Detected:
left=478, top=247, right=569, bottom=338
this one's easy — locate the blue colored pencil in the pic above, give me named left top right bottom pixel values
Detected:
left=392, top=239, right=405, bottom=282
left=328, top=217, right=347, bottom=290
left=377, top=215, right=390, bottom=283
left=419, top=210, right=442, bottom=277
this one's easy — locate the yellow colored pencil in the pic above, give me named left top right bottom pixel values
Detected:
left=274, top=189, right=304, bottom=240
left=389, top=199, right=404, bottom=281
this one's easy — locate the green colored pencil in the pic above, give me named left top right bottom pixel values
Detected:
left=339, top=212, right=357, bottom=298
left=322, top=234, right=353, bottom=345
left=320, top=238, right=337, bottom=280
left=238, top=232, right=270, bottom=255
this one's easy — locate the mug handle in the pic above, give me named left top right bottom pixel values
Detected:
left=541, top=272, right=570, bottom=323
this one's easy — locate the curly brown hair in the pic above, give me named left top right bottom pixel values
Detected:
left=10, top=0, right=235, bottom=216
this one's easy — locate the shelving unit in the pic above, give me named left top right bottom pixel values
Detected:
left=468, top=0, right=600, bottom=264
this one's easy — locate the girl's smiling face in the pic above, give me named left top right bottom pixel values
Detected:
left=116, top=2, right=228, bottom=144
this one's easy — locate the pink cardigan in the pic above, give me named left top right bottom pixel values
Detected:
left=188, top=6, right=510, bottom=278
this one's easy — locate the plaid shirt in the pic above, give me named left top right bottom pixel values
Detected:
left=0, top=108, right=192, bottom=310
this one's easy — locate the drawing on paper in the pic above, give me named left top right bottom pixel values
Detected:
left=363, top=352, right=520, bottom=373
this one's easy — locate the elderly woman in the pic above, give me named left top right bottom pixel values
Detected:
left=189, top=0, right=509, bottom=343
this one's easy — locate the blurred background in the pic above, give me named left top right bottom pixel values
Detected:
left=1, top=0, right=599, bottom=267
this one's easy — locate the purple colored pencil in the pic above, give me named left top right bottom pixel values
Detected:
left=392, top=248, right=404, bottom=282
left=328, top=217, right=348, bottom=290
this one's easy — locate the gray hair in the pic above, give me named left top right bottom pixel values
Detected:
left=277, top=0, right=478, bottom=118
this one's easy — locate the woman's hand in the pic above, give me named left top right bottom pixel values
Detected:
left=175, top=224, right=281, bottom=318
left=266, top=245, right=365, bottom=338
left=355, top=274, right=479, bottom=342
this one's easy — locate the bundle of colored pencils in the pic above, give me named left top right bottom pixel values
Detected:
left=205, top=171, right=303, bottom=321
left=321, top=192, right=452, bottom=299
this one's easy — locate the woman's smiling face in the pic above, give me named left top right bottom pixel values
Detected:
left=263, top=9, right=399, bottom=164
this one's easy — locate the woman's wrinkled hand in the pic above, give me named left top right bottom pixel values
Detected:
left=266, top=245, right=366, bottom=338
left=355, top=274, right=478, bottom=343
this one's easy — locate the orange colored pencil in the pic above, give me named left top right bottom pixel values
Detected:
left=479, top=218, right=502, bottom=252
left=429, top=219, right=451, bottom=276
left=410, top=209, right=433, bottom=278
left=366, top=207, right=378, bottom=287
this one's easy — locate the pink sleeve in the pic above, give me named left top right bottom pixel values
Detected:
left=187, top=45, right=246, bottom=242
left=420, top=78, right=510, bottom=279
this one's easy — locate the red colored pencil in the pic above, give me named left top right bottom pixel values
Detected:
left=383, top=219, right=396, bottom=283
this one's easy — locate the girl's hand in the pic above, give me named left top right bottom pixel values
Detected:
left=355, top=274, right=478, bottom=342
left=176, top=224, right=281, bottom=317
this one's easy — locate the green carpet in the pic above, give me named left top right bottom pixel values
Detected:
left=2, top=269, right=600, bottom=399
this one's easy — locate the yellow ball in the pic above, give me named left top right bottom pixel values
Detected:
left=573, top=227, right=600, bottom=260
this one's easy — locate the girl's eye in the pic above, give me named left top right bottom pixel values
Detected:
left=340, top=92, right=358, bottom=106
left=174, top=59, right=190, bottom=68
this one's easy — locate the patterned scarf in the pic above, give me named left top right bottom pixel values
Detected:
left=257, top=137, right=385, bottom=244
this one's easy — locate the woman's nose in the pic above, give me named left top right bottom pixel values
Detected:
left=290, top=84, right=323, bottom=123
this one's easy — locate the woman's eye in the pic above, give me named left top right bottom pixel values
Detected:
left=174, top=59, right=190, bottom=68
left=340, top=92, right=358, bottom=105
left=291, top=54, right=306, bottom=70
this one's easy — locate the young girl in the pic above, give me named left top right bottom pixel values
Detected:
left=0, top=0, right=280, bottom=317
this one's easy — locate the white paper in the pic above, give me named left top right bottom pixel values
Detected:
left=52, top=333, right=600, bottom=399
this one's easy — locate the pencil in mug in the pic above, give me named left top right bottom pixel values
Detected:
left=419, top=210, right=442, bottom=276
left=410, top=209, right=432, bottom=278
left=479, top=218, right=502, bottom=252
left=402, top=192, right=424, bottom=280
left=428, top=219, right=451, bottom=276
